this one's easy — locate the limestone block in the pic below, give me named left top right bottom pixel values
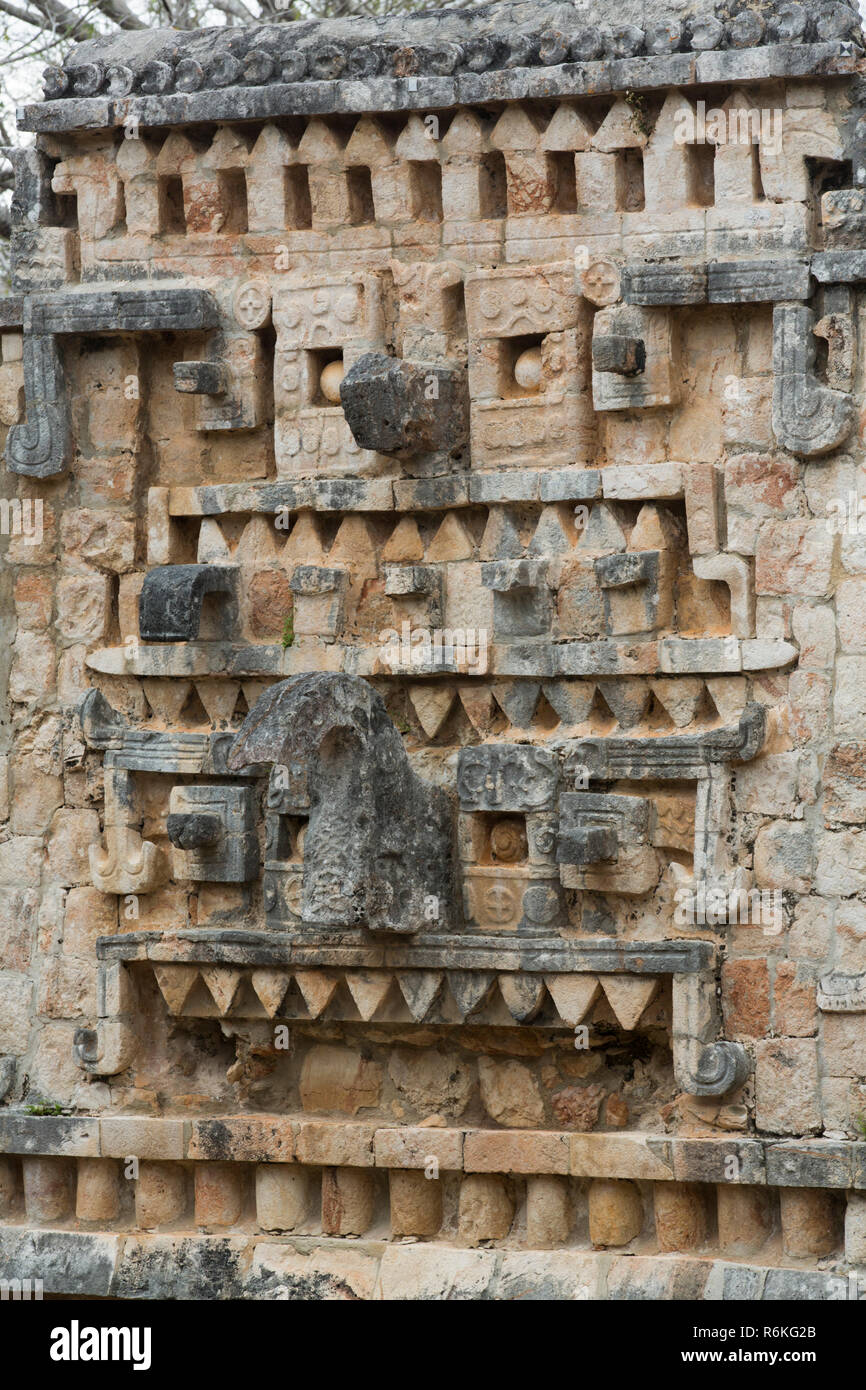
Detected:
left=526, top=1175, right=571, bottom=1248
left=654, top=1182, right=708, bottom=1252
left=755, top=1039, right=821, bottom=1134
left=135, top=1161, right=188, bottom=1228
left=389, top=1169, right=442, bottom=1237
left=588, top=1179, right=643, bottom=1247
left=321, top=1167, right=375, bottom=1236
left=23, top=1156, right=73, bottom=1223
left=592, top=305, right=679, bottom=410
left=716, top=1183, right=773, bottom=1256
left=256, top=1164, right=310, bottom=1232
left=780, top=1187, right=842, bottom=1259
left=194, top=1162, right=244, bottom=1228
left=0, top=1156, right=20, bottom=1217
left=458, top=1174, right=514, bottom=1245
left=76, top=1157, right=121, bottom=1222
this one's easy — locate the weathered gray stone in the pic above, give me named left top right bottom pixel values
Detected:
left=340, top=353, right=468, bottom=458
left=229, top=673, right=452, bottom=934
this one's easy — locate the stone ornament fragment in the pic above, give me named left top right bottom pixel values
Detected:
left=89, top=764, right=167, bottom=896
left=228, top=673, right=452, bottom=935
left=233, top=278, right=272, bottom=330
left=167, top=784, right=258, bottom=882
left=772, top=304, right=854, bottom=456
left=592, top=305, right=678, bottom=410
left=339, top=352, right=469, bottom=458
left=6, top=287, right=219, bottom=477
left=579, top=259, right=621, bottom=308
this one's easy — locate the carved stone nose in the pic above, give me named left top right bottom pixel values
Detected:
left=591, top=334, right=646, bottom=376
left=166, top=812, right=223, bottom=850
left=339, top=351, right=468, bottom=457
left=556, top=824, right=618, bottom=866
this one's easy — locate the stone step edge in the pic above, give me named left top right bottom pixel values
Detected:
left=2, top=1115, right=863, bottom=1189
left=0, top=1226, right=853, bottom=1301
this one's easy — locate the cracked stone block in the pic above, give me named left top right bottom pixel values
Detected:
left=340, top=352, right=468, bottom=457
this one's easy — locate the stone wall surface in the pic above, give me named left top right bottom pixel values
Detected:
left=2, top=0, right=866, bottom=1301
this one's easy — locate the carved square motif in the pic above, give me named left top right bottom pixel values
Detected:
left=592, top=304, right=679, bottom=410
left=168, top=784, right=258, bottom=883
left=464, top=263, right=579, bottom=340
left=273, top=273, right=386, bottom=349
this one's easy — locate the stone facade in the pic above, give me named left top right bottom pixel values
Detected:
left=1, top=0, right=866, bottom=1300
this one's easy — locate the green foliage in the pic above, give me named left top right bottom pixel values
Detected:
left=281, top=613, right=294, bottom=648
left=624, top=89, right=651, bottom=138
left=24, top=1102, right=63, bottom=1115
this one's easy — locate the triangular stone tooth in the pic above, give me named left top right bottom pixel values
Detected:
left=629, top=503, right=683, bottom=552
left=591, top=96, right=649, bottom=150
left=480, top=507, right=524, bottom=560
left=294, top=970, right=338, bottom=1018
left=704, top=676, right=747, bottom=724
left=196, top=680, right=241, bottom=725
left=499, top=973, right=546, bottom=1023
left=142, top=679, right=192, bottom=724
left=492, top=680, right=541, bottom=729
left=529, top=504, right=575, bottom=556
left=240, top=680, right=270, bottom=712
left=545, top=974, right=600, bottom=1025
left=235, top=514, right=281, bottom=564
left=409, top=685, right=454, bottom=738
left=396, top=971, right=443, bottom=1022
left=280, top=513, right=325, bottom=570
left=541, top=103, right=594, bottom=152
left=596, top=677, right=651, bottom=730
left=382, top=516, right=424, bottom=563
left=425, top=512, right=475, bottom=563
left=458, top=685, right=497, bottom=735
left=575, top=502, right=629, bottom=554
left=447, top=971, right=496, bottom=1019
left=328, top=516, right=380, bottom=578
left=345, top=971, right=393, bottom=1021
left=542, top=680, right=595, bottom=727
left=251, top=968, right=292, bottom=1018
left=650, top=678, right=704, bottom=728
left=153, top=964, right=199, bottom=1016
left=598, top=976, right=659, bottom=1030
left=200, top=966, right=245, bottom=1015
left=197, top=517, right=232, bottom=563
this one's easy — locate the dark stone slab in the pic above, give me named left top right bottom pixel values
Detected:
left=0, top=1113, right=99, bottom=1156
left=0, top=1229, right=118, bottom=1296
left=340, top=352, right=468, bottom=457
left=138, top=564, right=238, bottom=642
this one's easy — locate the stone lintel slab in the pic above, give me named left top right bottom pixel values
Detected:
left=169, top=478, right=395, bottom=516
left=18, top=45, right=856, bottom=135
left=463, top=1129, right=570, bottom=1175
left=0, top=1114, right=100, bottom=1157
left=100, top=1116, right=187, bottom=1160
left=94, top=932, right=714, bottom=974
left=187, top=1116, right=297, bottom=1163
left=0, top=1228, right=120, bottom=1297
left=3, top=1116, right=866, bottom=1191
left=374, top=1127, right=464, bottom=1171
left=0, top=1228, right=854, bottom=1299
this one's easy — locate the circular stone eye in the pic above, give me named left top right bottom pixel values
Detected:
left=319, top=359, right=345, bottom=404
left=490, top=817, right=527, bottom=863
left=513, top=346, right=542, bottom=392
